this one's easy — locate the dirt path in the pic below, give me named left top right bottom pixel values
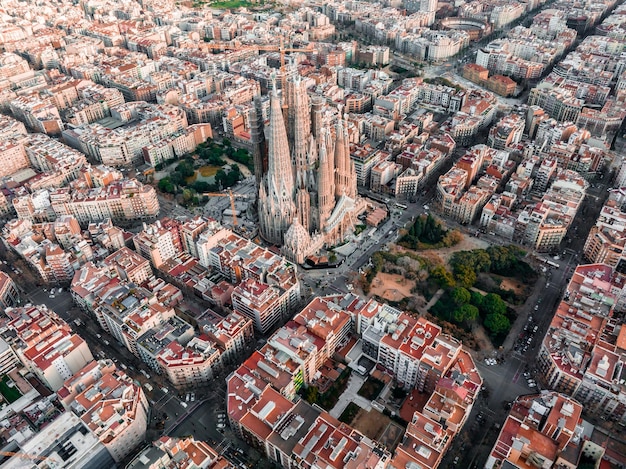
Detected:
left=392, top=235, right=490, bottom=268
left=471, top=323, right=494, bottom=357
left=434, top=236, right=491, bottom=266
left=222, top=156, right=252, bottom=177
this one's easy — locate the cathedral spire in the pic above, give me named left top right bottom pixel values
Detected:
left=317, top=129, right=334, bottom=231
left=287, top=76, right=311, bottom=185
left=334, top=111, right=351, bottom=198
left=258, top=81, right=297, bottom=245
left=250, top=94, right=267, bottom=187
left=266, top=82, right=294, bottom=198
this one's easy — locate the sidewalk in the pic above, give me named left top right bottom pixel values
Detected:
left=329, top=373, right=371, bottom=419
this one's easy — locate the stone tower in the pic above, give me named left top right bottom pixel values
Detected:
left=258, top=86, right=296, bottom=245
left=334, top=115, right=352, bottom=198
left=317, top=129, right=335, bottom=231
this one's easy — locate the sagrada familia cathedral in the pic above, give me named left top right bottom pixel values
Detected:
left=254, top=75, right=365, bottom=264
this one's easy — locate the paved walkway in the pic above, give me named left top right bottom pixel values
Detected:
left=425, top=289, right=444, bottom=310
left=414, top=288, right=445, bottom=316
left=329, top=373, right=371, bottom=418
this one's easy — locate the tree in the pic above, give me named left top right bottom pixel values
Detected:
left=451, top=249, right=491, bottom=274
left=481, top=293, right=507, bottom=317
left=454, top=264, right=477, bottom=289
left=454, top=304, right=479, bottom=323
left=470, top=291, right=484, bottom=308
left=175, top=160, right=195, bottom=179
left=484, top=312, right=510, bottom=335
left=487, top=245, right=524, bottom=274
left=430, top=265, right=455, bottom=288
left=451, top=287, right=471, bottom=306
left=170, top=171, right=185, bottom=186
left=304, top=386, right=319, bottom=404
left=443, top=229, right=463, bottom=247
left=182, top=188, right=195, bottom=203
left=192, top=181, right=211, bottom=193
left=158, top=177, right=175, bottom=194
left=216, top=164, right=242, bottom=188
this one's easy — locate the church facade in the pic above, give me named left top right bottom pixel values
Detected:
left=257, top=76, right=364, bottom=264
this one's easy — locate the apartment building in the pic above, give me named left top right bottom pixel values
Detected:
left=156, top=336, right=222, bottom=389
left=451, top=186, right=493, bottom=224
left=231, top=280, right=287, bottom=334
left=0, top=141, right=29, bottom=178
left=24, top=133, right=87, bottom=184
left=2, top=305, right=94, bottom=391
left=96, top=284, right=176, bottom=356
left=137, top=315, right=195, bottom=372
left=49, top=180, right=159, bottom=225
left=9, top=95, right=64, bottom=135
left=198, top=309, right=254, bottom=364
left=227, top=291, right=479, bottom=469
left=361, top=306, right=476, bottom=393
left=350, top=143, right=390, bottom=187
left=128, top=436, right=234, bottom=469
left=436, top=167, right=468, bottom=217
left=134, top=220, right=180, bottom=268
left=45, top=243, right=75, bottom=283
left=63, top=364, right=149, bottom=462
left=487, top=114, right=525, bottom=150
left=228, top=379, right=391, bottom=469
left=536, top=264, right=626, bottom=424
left=485, top=392, right=587, bottom=469
left=179, top=216, right=209, bottom=258
left=1, top=412, right=116, bottom=469
left=518, top=170, right=588, bottom=251
left=584, top=200, right=626, bottom=267
left=528, top=85, right=584, bottom=122
left=103, top=247, right=153, bottom=285
left=0, top=271, right=19, bottom=309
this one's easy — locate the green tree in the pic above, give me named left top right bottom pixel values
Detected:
left=175, top=160, right=195, bottom=179
left=454, top=264, right=477, bottom=289
left=430, top=265, right=455, bottom=288
left=192, top=181, right=211, bottom=193
left=451, top=249, right=491, bottom=274
left=470, top=291, right=484, bottom=308
left=487, top=245, right=523, bottom=273
left=304, top=386, right=319, bottom=404
left=216, top=164, right=242, bottom=188
left=454, top=304, right=479, bottom=323
left=182, top=188, right=195, bottom=203
left=484, top=312, right=511, bottom=335
left=170, top=171, right=185, bottom=186
left=451, top=287, right=471, bottom=306
left=481, top=293, right=507, bottom=317
left=158, top=177, right=175, bottom=194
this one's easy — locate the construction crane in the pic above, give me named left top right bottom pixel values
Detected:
left=203, top=190, right=249, bottom=226
left=201, top=37, right=312, bottom=94
left=0, top=451, right=54, bottom=466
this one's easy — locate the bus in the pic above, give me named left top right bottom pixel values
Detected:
left=541, top=258, right=560, bottom=269
left=395, top=203, right=408, bottom=210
